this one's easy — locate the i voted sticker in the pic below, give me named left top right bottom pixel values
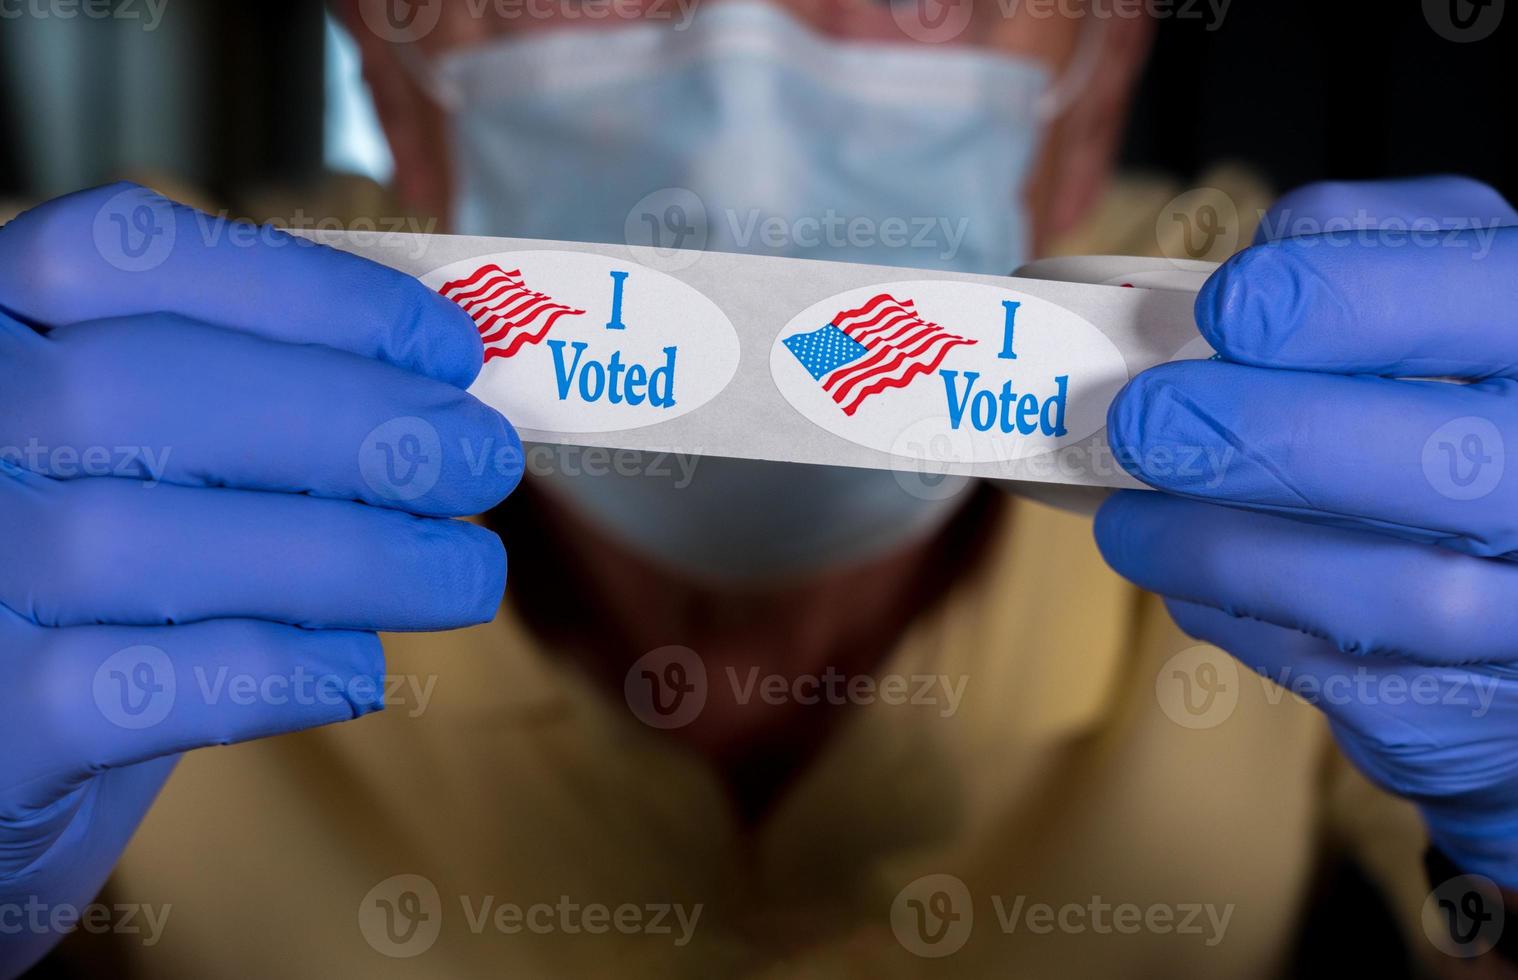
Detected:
left=425, top=251, right=740, bottom=433
left=770, top=282, right=1128, bottom=463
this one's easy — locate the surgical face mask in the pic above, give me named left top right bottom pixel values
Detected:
left=424, top=1, right=1071, bottom=586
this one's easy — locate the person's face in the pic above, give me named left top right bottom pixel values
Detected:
left=331, top=0, right=1153, bottom=252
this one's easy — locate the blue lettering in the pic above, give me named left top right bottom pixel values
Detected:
left=939, top=368, right=1071, bottom=436
left=548, top=340, right=588, bottom=401
left=546, top=339, right=678, bottom=408
left=941, top=369, right=978, bottom=429
left=998, top=301, right=1020, bottom=360
left=606, top=271, right=629, bottom=331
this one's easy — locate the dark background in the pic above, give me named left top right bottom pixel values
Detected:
left=1125, top=0, right=1516, bottom=203
left=0, top=0, right=1512, bottom=205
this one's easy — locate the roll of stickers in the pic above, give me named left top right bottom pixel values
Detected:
left=309, top=230, right=1218, bottom=490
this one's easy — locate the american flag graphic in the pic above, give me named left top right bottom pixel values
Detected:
left=782, top=294, right=976, bottom=416
left=439, top=264, right=586, bottom=363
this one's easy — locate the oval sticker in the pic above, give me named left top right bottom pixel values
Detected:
left=770, top=281, right=1128, bottom=463
left=425, top=251, right=740, bottom=434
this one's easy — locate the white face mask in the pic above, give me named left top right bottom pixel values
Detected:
left=430, top=1, right=1060, bottom=586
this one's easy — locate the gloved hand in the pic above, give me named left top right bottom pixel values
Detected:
left=0, top=183, right=520, bottom=974
left=1096, top=176, right=1518, bottom=886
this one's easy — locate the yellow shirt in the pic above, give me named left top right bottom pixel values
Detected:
left=88, top=493, right=1430, bottom=978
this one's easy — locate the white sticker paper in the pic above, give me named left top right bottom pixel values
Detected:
left=309, top=231, right=1213, bottom=489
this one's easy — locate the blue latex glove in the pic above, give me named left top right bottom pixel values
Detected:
left=1097, top=176, right=1518, bottom=885
left=0, top=184, right=521, bottom=974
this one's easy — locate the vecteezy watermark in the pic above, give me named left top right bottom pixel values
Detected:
left=93, top=646, right=177, bottom=730
left=190, top=665, right=435, bottom=717
left=1156, top=648, right=1506, bottom=732
left=0, top=0, right=169, bottom=30
left=1155, top=645, right=1240, bottom=730
left=990, top=894, right=1233, bottom=947
left=361, top=417, right=445, bottom=503
left=1260, top=665, right=1500, bottom=719
left=1424, top=874, right=1506, bottom=957
left=727, top=666, right=969, bottom=718
left=92, top=188, right=441, bottom=272
left=890, top=874, right=1234, bottom=958
left=893, top=0, right=1232, bottom=44
left=1157, top=188, right=1241, bottom=264
left=363, top=425, right=701, bottom=507
left=722, top=209, right=973, bottom=264
left=883, top=416, right=1239, bottom=492
left=1423, top=416, right=1504, bottom=501
left=93, top=185, right=177, bottom=273
left=624, top=188, right=709, bottom=271
left=356, top=0, right=698, bottom=42
left=622, top=647, right=970, bottom=729
left=523, top=444, right=701, bottom=488
left=0, top=897, right=172, bottom=946
left=1003, top=0, right=1232, bottom=28
left=356, top=0, right=444, bottom=42
left=465, top=0, right=698, bottom=28
left=623, top=190, right=974, bottom=267
left=358, top=874, right=703, bottom=958
left=1423, top=0, right=1505, bottom=42
left=891, top=874, right=975, bottom=957
left=358, top=415, right=543, bottom=503
left=1254, top=210, right=1506, bottom=260
left=0, top=440, right=172, bottom=487
left=359, top=874, right=443, bottom=958
left=241, top=209, right=439, bottom=261
left=92, top=646, right=438, bottom=730
left=624, top=646, right=708, bottom=730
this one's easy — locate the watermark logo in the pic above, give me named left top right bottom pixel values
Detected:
left=1157, top=188, right=1240, bottom=264
left=891, top=0, right=974, bottom=43
left=1424, top=874, right=1505, bottom=957
left=93, top=186, right=176, bottom=273
left=361, top=417, right=444, bottom=502
left=358, top=0, right=444, bottom=42
left=0, top=0, right=169, bottom=29
left=1001, top=0, right=1231, bottom=30
left=891, top=876, right=1236, bottom=956
left=625, top=188, right=709, bottom=272
left=624, top=645, right=708, bottom=730
left=360, top=876, right=702, bottom=955
left=892, top=874, right=975, bottom=958
left=1423, top=416, right=1504, bottom=501
left=359, top=874, right=444, bottom=958
left=1255, top=209, right=1504, bottom=259
left=888, top=416, right=976, bottom=502
left=1155, top=645, right=1238, bottom=730
left=1424, top=0, right=1505, bottom=41
left=0, top=439, right=171, bottom=487
left=522, top=444, right=699, bottom=487
left=93, top=646, right=176, bottom=730
left=0, top=898, right=171, bottom=945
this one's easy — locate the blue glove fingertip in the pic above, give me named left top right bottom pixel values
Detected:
left=1107, top=366, right=1196, bottom=491
left=1193, top=243, right=1302, bottom=367
left=455, top=521, right=509, bottom=627
left=397, top=283, right=487, bottom=391
left=1090, top=488, right=1149, bottom=577
left=436, top=398, right=524, bottom=516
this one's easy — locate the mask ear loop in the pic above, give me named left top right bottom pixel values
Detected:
left=392, top=41, right=467, bottom=113
left=1033, top=13, right=1106, bottom=121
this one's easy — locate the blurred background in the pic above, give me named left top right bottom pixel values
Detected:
left=0, top=0, right=1512, bottom=216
